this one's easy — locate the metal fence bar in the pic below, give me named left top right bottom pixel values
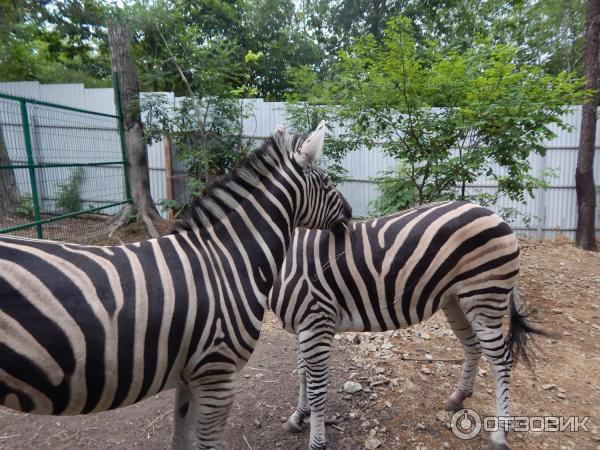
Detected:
left=0, top=161, right=126, bottom=170
left=0, top=92, right=120, bottom=119
left=0, top=200, right=130, bottom=234
left=20, top=100, right=43, bottom=238
left=112, top=73, right=132, bottom=202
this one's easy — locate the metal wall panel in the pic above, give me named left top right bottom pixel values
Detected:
left=1, top=82, right=598, bottom=238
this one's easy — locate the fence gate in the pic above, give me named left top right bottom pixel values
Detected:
left=0, top=79, right=131, bottom=242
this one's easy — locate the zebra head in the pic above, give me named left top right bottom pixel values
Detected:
left=281, top=121, right=352, bottom=233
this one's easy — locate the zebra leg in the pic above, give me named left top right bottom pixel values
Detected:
left=284, top=349, right=310, bottom=432
left=464, top=301, right=513, bottom=450
left=191, top=372, right=236, bottom=450
left=442, top=297, right=482, bottom=411
left=172, top=384, right=195, bottom=449
left=298, top=328, right=334, bottom=450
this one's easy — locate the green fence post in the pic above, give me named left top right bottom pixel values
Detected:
left=20, top=100, right=43, bottom=239
left=112, top=72, right=132, bottom=203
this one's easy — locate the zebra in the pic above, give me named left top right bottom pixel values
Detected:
left=0, top=122, right=352, bottom=450
left=269, top=201, right=544, bottom=450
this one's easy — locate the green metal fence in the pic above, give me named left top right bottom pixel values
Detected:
left=0, top=78, right=131, bottom=242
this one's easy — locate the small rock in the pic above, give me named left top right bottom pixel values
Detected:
left=416, top=422, right=426, bottom=430
left=425, top=354, right=433, bottom=362
left=436, top=410, right=452, bottom=427
left=381, top=341, right=393, bottom=350
left=421, top=332, right=431, bottom=340
left=421, top=366, right=431, bottom=375
left=542, top=383, right=556, bottom=390
left=370, top=375, right=390, bottom=387
left=349, top=411, right=360, bottom=420
left=364, top=437, right=382, bottom=450
left=280, top=416, right=287, bottom=423
left=558, top=387, right=566, bottom=393
left=384, top=401, right=392, bottom=409
left=552, top=308, right=563, bottom=314
left=344, top=381, right=363, bottom=394
left=244, top=374, right=250, bottom=378
left=368, top=428, right=377, bottom=438
left=254, top=419, right=261, bottom=428
left=558, top=393, right=566, bottom=399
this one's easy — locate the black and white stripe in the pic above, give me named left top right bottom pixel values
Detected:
left=269, top=201, right=543, bottom=450
left=0, top=123, right=351, bottom=449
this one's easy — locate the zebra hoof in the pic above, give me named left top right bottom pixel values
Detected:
left=283, top=419, right=304, bottom=433
left=487, top=443, right=509, bottom=450
left=444, top=397, right=463, bottom=412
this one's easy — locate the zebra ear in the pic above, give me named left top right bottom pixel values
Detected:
left=294, top=121, right=325, bottom=169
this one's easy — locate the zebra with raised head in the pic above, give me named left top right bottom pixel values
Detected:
left=0, top=122, right=352, bottom=449
left=269, top=201, right=543, bottom=450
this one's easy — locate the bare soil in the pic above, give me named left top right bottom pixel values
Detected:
left=0, top=233, right=599, bottom=450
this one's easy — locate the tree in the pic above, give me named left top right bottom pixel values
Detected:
left=0, top=0, right=111, bottom=86
left=319, top=17, right=586, bottom=216
left=108, top=17, right=163, bottom=238
left=0, top=128, right=20, bottom=213
left=575, top=0, right=599, bottom=251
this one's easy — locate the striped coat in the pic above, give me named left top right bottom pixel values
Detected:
left=270, top=201, right=542, bottom=450
left=0, top=123, right=352, bottom=449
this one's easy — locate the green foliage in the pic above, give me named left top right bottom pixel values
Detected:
left=143, top=94, right=254, bottom=199
left=56, top=167, right=84, bottom=213
left=16, top=194, right=35, bottom=219
left=0, top=0, right=111, bottom=85
left=157, top=198, right=179, bottom=213
left=284, top=66, right=353, bottom=184
left=321, top=16, right=586, bottom=216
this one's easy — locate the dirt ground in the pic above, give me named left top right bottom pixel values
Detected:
left=0, top=234, right=599, bottom=450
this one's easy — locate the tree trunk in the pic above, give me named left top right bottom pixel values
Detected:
left=576, top=0, right=600, bottom=251
left=108, top=18, right=162, bottom=237
left=107, top=18, right=162, bottom=238
left=0, top=126, right=20, bottom=213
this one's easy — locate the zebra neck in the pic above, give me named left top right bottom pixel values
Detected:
left=186, top=186, right=295, bottom=307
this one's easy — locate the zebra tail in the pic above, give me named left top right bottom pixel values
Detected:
left=507, top=288, right=548, bottom=368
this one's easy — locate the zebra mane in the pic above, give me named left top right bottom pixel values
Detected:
left=175, top=131, right=306, bottom=233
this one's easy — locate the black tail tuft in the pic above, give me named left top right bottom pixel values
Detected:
left=507, top=289, right=547, bottom=368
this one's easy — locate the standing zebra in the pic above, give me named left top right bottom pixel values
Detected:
left=269, top=201, right=543, bottom=450
left=0, top=122, right=352, bottom=449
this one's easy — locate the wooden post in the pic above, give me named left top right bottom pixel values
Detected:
left=164, top=136, right=174, bottom=220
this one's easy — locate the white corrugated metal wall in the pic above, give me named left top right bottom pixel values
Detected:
left=1, top=82, right=598, bottom=238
